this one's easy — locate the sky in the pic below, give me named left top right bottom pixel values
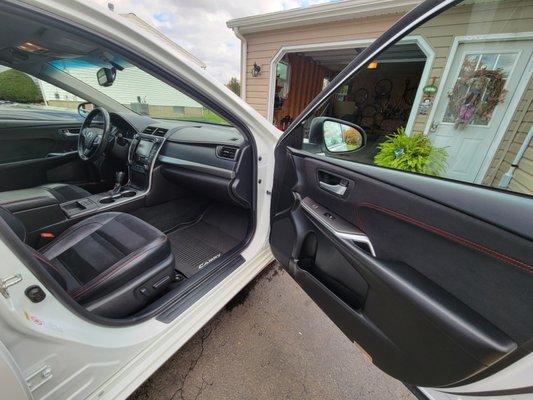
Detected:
left=88, top=0, right=333, bottom=84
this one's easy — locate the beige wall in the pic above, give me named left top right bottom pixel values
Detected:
left=483, top=76, right=533, bottom=194
left=243, top=13, right=404, bottom=118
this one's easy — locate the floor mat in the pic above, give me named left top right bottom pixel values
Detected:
left=168, top=204, right=250, bottom=277
left=130, top=197, right=210, bottom=233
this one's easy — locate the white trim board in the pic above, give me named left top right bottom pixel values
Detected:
left=423, top=32, right=533, bottom=184
left=266, top=35, right=435, bottom=136
left=227, top=0, right=421, bottom=34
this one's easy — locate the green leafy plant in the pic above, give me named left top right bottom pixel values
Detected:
left=0, top=69, right=43, bottom=103
left=374, top=127, right=448, bottom=176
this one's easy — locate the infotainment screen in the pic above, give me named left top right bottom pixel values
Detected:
left=135, top=140, right=154, bottom=158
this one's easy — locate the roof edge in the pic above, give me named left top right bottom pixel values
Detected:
left=227, top=0, right=422, bottom=34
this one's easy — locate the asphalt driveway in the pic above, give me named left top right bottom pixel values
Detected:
left=129, top=263, right=416, bottom=400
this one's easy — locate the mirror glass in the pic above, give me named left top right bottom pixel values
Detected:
left=78, top=102, right=94, bottom=117
left=97, top=68, right=114, bottom=87
left=323, top=120, right=364, bottom=152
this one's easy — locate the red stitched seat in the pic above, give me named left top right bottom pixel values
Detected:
left=0, top=207, right=174, bottom=318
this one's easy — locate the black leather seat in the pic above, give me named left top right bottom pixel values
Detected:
left=0, top=183, right=91, bottom=212
left=0, top=207, right=175, bottom=318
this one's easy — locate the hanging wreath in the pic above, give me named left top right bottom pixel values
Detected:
left=446, top=67, right=507, bottom=129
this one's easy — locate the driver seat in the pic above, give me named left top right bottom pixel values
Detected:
left=0, top=183, right=91, bottom=212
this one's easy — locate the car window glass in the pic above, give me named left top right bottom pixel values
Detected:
left=300, top=0, right=533, bottom=196
left=0, top=64, right=85, bottom=121
left=51, top=61, right=230, bottom=126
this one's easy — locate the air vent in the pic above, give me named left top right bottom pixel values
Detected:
left=142, top=126, right=168, bottom=137
left=142, top=126, right=157, bottom=134
left=153, top=128, right=168, bottom=137
left=217, top=146, right=238, bottom=160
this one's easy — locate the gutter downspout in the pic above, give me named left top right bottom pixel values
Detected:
left=498, top=126, right=533, bottom=189
left=232, top=27, right=247, bottom=101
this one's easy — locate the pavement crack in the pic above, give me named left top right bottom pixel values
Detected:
left=169, top=317, right=220, bottom=400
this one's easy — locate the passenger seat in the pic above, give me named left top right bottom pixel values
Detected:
left=0, top=207, right=174, bottom=318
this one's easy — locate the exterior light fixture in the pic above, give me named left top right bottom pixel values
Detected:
left=251, top=63, right=261, bottom=77
left=367, top=60, right=378, bottom=70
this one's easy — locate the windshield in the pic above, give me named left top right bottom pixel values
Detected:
left=49, top=59, right=229, bottom=125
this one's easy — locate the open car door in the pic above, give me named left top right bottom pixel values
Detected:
left=269, top=0, right=533, bottom=396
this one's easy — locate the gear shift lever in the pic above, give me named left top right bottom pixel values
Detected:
left=110, top=171, right=125, bottom=195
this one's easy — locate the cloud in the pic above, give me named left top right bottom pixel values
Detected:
left=88, top=0, right=332, bottom=83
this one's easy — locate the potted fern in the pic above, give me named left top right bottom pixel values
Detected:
left=374, top=127, right=447, bottom=176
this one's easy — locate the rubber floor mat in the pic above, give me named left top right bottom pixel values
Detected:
left=130, top=197, right=210, bottom=233
left=168, top=204, right=249, bottom=277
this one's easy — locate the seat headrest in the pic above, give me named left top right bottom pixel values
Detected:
left=0, top=206, right=26, bottom=242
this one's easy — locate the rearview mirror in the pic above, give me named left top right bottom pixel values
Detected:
left=309, top=117, right=366, bottom=153
left=97, top=67, right=116, bottom=87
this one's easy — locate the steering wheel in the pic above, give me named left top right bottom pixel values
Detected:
left=78, top=107, right=111, bottom=162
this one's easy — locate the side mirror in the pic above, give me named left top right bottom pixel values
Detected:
left=97, top=67, right=116, bottom=87
left=309, top=117, right=366, bottom=153
left=77, top=101, right=94, bottom=117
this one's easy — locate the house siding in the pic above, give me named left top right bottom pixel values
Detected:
left=483, top=75, right=533, bottom=194
left=243, top=13, right=404, bottom=118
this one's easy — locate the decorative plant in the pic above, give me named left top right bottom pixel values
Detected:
left=374, top=127, right=448, bottom=176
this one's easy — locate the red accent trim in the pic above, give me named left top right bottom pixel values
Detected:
left=31, top=249, right=66, bottom=279
left=357, top=202, right=533, bottom=275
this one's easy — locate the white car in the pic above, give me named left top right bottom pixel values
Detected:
left=0, top=0, right=531, bottom=399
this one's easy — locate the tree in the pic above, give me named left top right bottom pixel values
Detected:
left=0, top=69, right=43, bottom=103
left=226, top=77, right=240, bottom=96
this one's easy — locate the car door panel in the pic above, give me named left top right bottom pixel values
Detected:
left=0, top=121, right=96, bottom=191
left=0, top=120, right=80, bottom=162
left=270, top=148, right=532, bottom=387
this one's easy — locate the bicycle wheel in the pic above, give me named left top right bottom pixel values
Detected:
left=375, top=79, right=393, bottom=97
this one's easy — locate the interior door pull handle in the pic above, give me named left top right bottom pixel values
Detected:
left=319, top=181, right=347, bottom=196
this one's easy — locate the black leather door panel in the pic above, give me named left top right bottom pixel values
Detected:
left=0, top=121, right=95, bottom=190
left=270, top=149, right=533, bottom=387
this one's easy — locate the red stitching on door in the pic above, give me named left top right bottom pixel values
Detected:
left=358, top=202, right=533, bottom=274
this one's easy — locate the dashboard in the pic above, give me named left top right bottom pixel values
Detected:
left=108, top=112, right=252, bottom=209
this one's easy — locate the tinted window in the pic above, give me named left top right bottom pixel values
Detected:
left=301, top=0, right=533, bottom=196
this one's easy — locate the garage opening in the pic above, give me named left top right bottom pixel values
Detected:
left=273, top=41, right=428, bottom=161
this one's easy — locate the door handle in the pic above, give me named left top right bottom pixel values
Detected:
left=58, top=128, right=80, bottom=139
left=319, top=181, right=347, bottom=196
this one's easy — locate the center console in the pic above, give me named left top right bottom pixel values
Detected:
left=128, top=133, right=165, bottom=188
left=60, top=133, right=166, bottom=219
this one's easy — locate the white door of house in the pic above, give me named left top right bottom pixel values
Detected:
left=429, top=39, right=533, bottom=183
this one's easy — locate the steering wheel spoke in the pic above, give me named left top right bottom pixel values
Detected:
left=78, top=108, right=111, bottom=162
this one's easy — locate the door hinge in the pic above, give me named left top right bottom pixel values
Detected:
left=0, top=274, right=22, bottom=298
left=26, top=365, right=53, bottom=392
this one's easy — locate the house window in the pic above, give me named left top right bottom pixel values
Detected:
left=172, top=106, right=185, bottom=115
left=442, top=52, right=519, bottom=127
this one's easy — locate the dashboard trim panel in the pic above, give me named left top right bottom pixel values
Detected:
left=158, top=155, right=235, bottom=179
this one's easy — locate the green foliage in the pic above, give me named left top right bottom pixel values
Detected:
left=226, top=77, right=240, bottom=96
left=374, top=127, right=448, bottom=176
left=0, top=69, right=43, bottom=103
